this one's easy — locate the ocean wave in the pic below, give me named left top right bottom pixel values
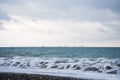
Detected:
left=0, top=56, right=120, bottom=74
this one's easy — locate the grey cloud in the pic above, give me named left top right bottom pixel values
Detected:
left=98, top=28, right=107, bottom=33
left=96, top=22, right=120, bottom=41
left=0, top=0, right=120, bottom=42
left=37, top=0, right=120, bottom=10
left=0, top=10, right=11, bottom=20
left=0, top=0, right=25, bottom=5
left=0, top=22, right=4, bottom=30
left=0, top=26, right=4, bottom=30
left=28, top=0, right=120, bottom=22
left=105, top=22, right=120, bottom=36
left=0, top=0, right=120, bottom=22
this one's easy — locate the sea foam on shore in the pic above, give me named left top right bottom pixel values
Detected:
left=0, top=56, right=120, bottom=80
left=0, top=56, right=120, bottom=74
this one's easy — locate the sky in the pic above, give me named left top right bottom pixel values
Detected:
left=0, top=0, right=120, bottom=47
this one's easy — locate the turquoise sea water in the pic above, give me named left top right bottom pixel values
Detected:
left=0, top=47, right=120, bottom=58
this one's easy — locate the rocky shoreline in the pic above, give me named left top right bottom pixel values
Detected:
left=0, top=72, right=92, bottom=80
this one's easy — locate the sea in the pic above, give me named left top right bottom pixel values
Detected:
left=0, top=47, right=120, bottom=80
left=0, top=47, right=120, bottom=58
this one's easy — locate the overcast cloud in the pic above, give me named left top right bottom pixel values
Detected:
left=0, top=0, right=120, bottom=47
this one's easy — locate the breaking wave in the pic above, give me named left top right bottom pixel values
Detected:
left=0, top=56, right=120, bottom=74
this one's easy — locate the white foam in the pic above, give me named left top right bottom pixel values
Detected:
left=0, top=56, right=120, bottom=80
left=0, top=56, right=120, bottom=72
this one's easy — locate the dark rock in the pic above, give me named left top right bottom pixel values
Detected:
left=107, top=70, right=117, bottom=74
left=72, top=65, right=77, bottom=68
left=19, top=65, right=25, bottom=68
left=12, top=62, right=20, bottom=66
left=98, top=70, right=102, bottom=73
left=51, top=65, right=58, bottom=68
left=55, top=60, right=68, bottom=63
left=72, top=65, right=81, bottom=70
left=117, top=64, right=120, bottom=67
left=40, top=65, right=47, bottom=68
left=40, top=62, right=48, bottom=65
left=58, top=66, right=64, bottom=69
left=37, top=62, right=48, bottom=68
left=27, top=62, right=30, bottom=67
left=19, top=64, right=27, bottom=68
left=0, top=63, right=11, bottom=66
left=40, top=62, right=44, bottom=64
left=84, top=67, right=99, bottom=71
left=19, top=62, right=30, bottom=68
left=105, top=66, right=112, bottom=70
left=66, top=65, right=70, bottom=69
left=75, top=66, right=81, bottom=70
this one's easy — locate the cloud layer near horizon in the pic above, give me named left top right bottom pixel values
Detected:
left=0, top=0, right=120, bottom=47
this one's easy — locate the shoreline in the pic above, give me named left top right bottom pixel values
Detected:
left=0, top=72, right=91, bottom=80
left=0, top=68, right=120, bottom=80
left=0, top=56, right=120, bottom=80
